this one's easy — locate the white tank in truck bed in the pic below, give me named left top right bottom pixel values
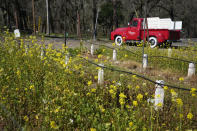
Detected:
left=143, top=17, right=182, bottom=30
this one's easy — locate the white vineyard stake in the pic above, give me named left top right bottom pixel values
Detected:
left=25, top=44, right=29, bottom=54
left=154, top=80, right=165, bottom=110
left=98, top=64, right=104, bottom=85
left=41, top=46, right=45, bottom=59
left=91, top=44, right=94, bottom=56
left=14, top=29, right=20, bottom=38
left=143, top=54, right=148, bottom=69
left=65, top=53, right=70, bottom=65
left=168, top=48, right=172, bottom=57
left=188, top=63, right=195, bottom=77
left=113, top=49, right=117, bottom=61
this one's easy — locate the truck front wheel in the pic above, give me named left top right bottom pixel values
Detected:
left=115, top=36, right=123, bottom=46
left=149, top=37, right=158, bottom=48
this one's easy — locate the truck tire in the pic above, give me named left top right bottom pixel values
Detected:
left=115, top=36, right=123, bottom=46
left=149, top=37, right=158, bottom=48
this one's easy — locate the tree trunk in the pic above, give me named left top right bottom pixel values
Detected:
left=48, top=1, right=54, bottom=33
left=77, top=9, right=81, bottom=38
left=32, top=0, right=36, bottom=35
left=14, top=1, right=19, bottom=29
left=92, top=0, right=97, bottom=39
left=93, top=8, right=99, bottom=41
left=113, top=0, right=117, bottom=30
left=5, top=0, right=11, bottom=29
left=46, top=0, right=50, bottom=34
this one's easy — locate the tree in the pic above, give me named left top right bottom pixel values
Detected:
left=98, top=1, right=124, bottom=35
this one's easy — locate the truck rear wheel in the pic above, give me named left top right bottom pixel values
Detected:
left=115, top=36, right=123, bottom=46
left=149, top=37, right=158, bottom=48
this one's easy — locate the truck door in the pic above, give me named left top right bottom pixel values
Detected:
left=127, top=20, right=140, bottom=40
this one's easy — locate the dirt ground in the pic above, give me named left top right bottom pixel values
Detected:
left=39, top=37, right=112, bottom=50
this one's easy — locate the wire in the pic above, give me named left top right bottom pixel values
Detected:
left=80, top=57, right=197, bottom=93
left=89, top=43, right=196, bottom=64
left=149, top=55, right=197, bottom=64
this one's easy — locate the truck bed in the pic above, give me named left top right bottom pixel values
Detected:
left=140, top=29, right=181, bottom=43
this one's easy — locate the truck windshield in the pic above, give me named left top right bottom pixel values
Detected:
left=130, top=20, right=138, bottom=27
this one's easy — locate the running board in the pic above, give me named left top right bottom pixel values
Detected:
left=126, top=40, right=141, bottom=43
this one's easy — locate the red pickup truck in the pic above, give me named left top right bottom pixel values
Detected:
left=111, top=17, right=182, bottom=48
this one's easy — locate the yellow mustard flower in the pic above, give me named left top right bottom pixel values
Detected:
left=23, top=116, right=29, bottom=122
left=91, top=88, right=96, bottom=93
left=119, top=93, right=127, bottom=98
left=56, top=52, right=61, bottom=57
left=179, top=77, right=184, bottom=82
left=94, top=59, right=99, bottom=63
left=129, top=121, right=133, bottom=127
left=35, top=115, right=39, bottom=120
left=157, top=103, right=163, bottom=107
left=96, top=67, right=101, bottom=70
left=171, top=89, right=177, bottom=101
left=29, top=85, right=35, bottom=90
left=86, top=92, right=91, bottom=96
left=109, top=89, right=114, bottom=94
left=94, top=76, right=98, bottom=80
left=126, top=105, right=131, bottom=109
left=179, top=114, right=183, bottom=119
left=119, top=98, right=125, bottom=105
left=132, top=75, right=136, bottom=78
left=135, top=85, right=140, bottom=89
left=176, top=98, right=183, bottom=106
left=99, top=105, right=105, bottom=112
left=156, top=94, right=161, bottom=98
left=88, top=81, right=92, bottom=86
left=90, top=128, right=96, bottom=131
left=187, top=113, right=193, bottom=119
left=50, top=121, right=59, bottom=129
left=191, top=88, right=197, bottom=93
left=16, top=70, right=20, bottom=76
left=128, top=85, right=132, bottom=89
left=137, top=94, right=143, bottom=101
left=98, top=54, right=103, bottom=59
left=164, top=86, right=168, bottom=90
left=133, top=101, right=138, bottom=107
left=54, top=106, right=61, bottom=113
